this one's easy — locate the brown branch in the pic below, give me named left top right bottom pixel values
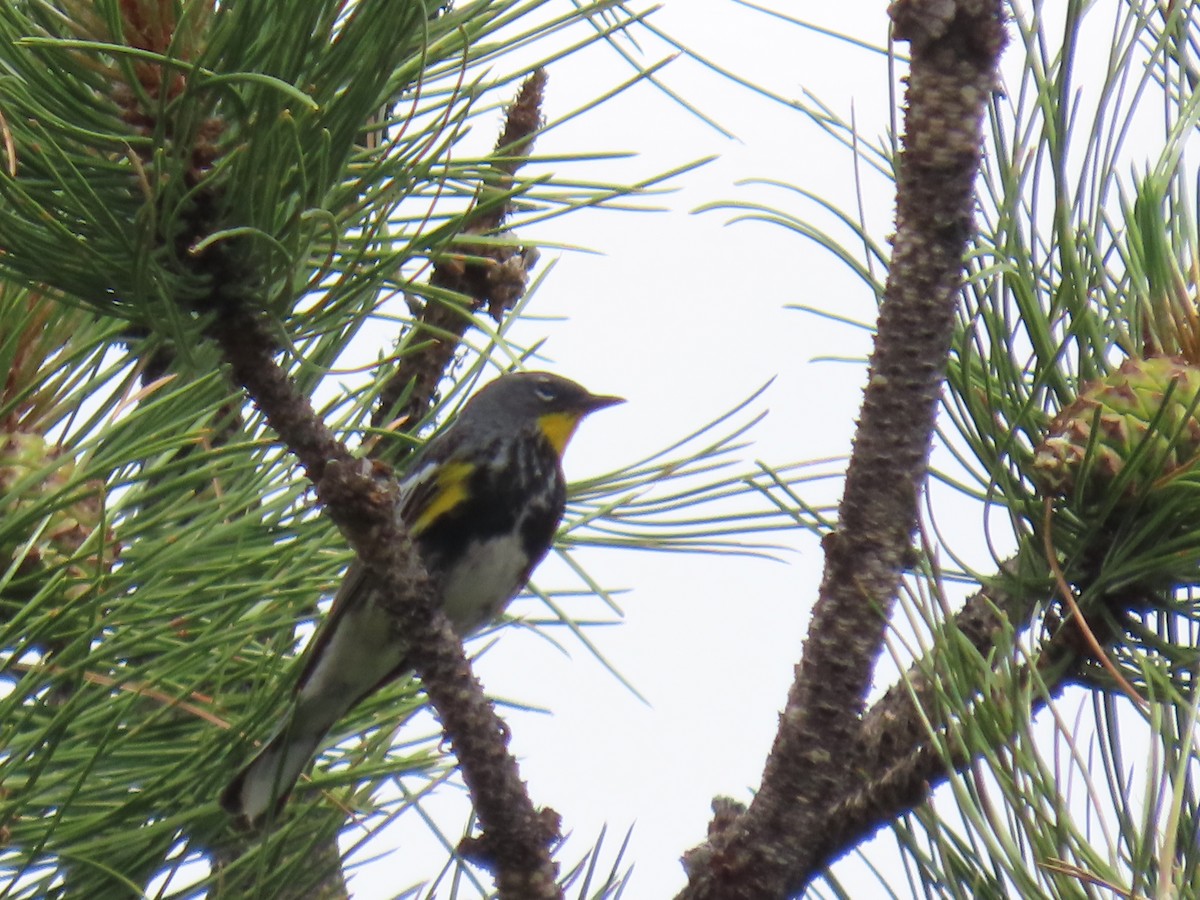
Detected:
left=205, top=69, right=559, bottom=897
left=817, top=690, right=1054, bottom=867
left=373, top=68, right=548, bottom=436
left=840, top=564, right=1046, bottom=847
left=807, top=552, right=1153, bottom=876
left=807, top=602, right=1091, bottom=871
left=208, top=304, right=561, bottom=897
left=209, top=310, right=348, bottom=483
left=678, top=3, right=1006, bottom=897
left=857, top=558, right=1037, bottom=772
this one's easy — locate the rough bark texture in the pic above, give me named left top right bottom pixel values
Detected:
left=372, top=69, right=547, bottom=437
left=211, top=308, right=561, bottom=897
left=857, top=559, right=1035, bottom=772
left=205, top=69, right=562, bottom=898
left=811, top=577, right=1103, bottom=867
left=678, top=2, right=1007, bottom=896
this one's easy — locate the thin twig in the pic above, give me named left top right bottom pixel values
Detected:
left=372, top=68, right=549, bottom=436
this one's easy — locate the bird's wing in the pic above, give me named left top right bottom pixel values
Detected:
left=292, top=438, right=474, bottom=693
left=293, top=559, right=369, bottom=692
left=397, top=455, right=477, bottom=537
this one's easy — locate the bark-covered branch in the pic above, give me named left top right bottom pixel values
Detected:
left=208, top=303, right=561, bottom=897
left=372, top=69, right=548, bottom=436
left=678, top=3, right=1006, bottom=896
left=810, top=582, right=1105, bottom=869
left=202, top=68, right=563, bottom=898
left=857, top=559, right=1037, bottom=772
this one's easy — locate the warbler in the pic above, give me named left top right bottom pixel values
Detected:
left=220, top=371, right=622, bottom=824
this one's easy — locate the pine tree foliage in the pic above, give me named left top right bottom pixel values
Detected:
left=0, top=2, right=807, bottom=897
left=14, top=0, right=1200, bottom=897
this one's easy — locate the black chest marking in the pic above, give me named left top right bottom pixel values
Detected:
left=416, top=430, right=566, bottom=580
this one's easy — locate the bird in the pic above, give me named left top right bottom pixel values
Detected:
left=220, top=371, right=623, bottom=824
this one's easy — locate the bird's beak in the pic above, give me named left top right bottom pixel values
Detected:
left=581, top=392, right=625, bottom=414
left=541, top=393, right=624, bottom=454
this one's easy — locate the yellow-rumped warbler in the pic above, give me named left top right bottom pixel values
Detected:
left=220, top=371, right=622, bottom=824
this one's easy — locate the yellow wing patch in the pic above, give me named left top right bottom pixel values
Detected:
left=410, top=460, right=475, bottom=535
left=537, top=412, right=582, bottom=456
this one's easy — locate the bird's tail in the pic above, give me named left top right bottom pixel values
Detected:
left=219, top=713, right=328, bottom=825
left=219, top=589, right=406, bottom=824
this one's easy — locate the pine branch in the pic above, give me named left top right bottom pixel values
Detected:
left=208, top=302, right=562, bottom=896
left=857, top=559, right=1037, bottom=771
left=372, top=69, right=548, bottom=436
left=205, top=72, right=565, bottom=894
left=0, top=1, right=753, bottom=895
left=810, top=587, right=1108, bottom=873
left=799, top=541, right=1160, bottom=880
left=679, top=2, right=1006, bottom=896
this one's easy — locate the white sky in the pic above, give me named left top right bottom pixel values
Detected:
left=345, top=2, right=899, bottom=897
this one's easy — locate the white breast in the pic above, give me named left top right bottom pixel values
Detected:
left=439, top=532, right=530, bottom=634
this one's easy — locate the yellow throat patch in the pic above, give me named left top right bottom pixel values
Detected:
left=537, top=411, right=582, bottom=456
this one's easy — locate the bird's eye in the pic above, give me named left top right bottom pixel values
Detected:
left=534, top=384, right=558, bottom=403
